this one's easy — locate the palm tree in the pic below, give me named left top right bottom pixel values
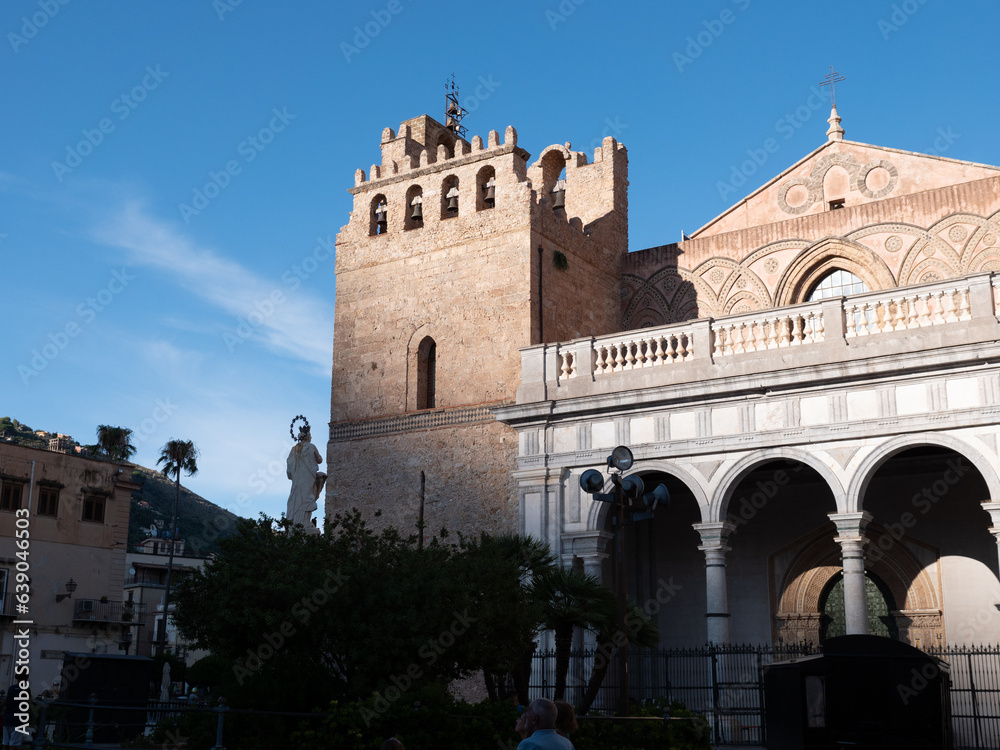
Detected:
left=156, top=439, right=199, bottom=655
left=96, top=425, right=136, bottom=462
left=577, top=598, right=660, bottom=715
left=533, top=566, right=617, bottom=701
left=460, top=533, right=555, bottom=702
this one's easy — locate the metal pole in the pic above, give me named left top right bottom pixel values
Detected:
left=615, top=475, right=629, bottom=716
left=32, top=702, right=48, bottom=750
left=213, top=698, right=228, bottom=750
left=85, top=693, right=96, bottom=746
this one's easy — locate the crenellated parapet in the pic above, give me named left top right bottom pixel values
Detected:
left=340, top=116, right=533, bottom=254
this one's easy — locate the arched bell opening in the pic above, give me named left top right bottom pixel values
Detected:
left=441, top=175, right=459, bottom=219
left=539, top=150, right=567, bottom=212
left=369, top=194, right=388, bottom=236
left=477, top=165, right=496, bottom=211
left=404, top=184, right=423, bottom=230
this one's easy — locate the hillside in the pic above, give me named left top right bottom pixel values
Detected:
left=2, top=416, right=240, bottom=555
left=128, top=465, right=240, bottom=555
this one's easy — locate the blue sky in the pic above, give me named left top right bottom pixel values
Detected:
left=5, top=0, right=999, bottom=520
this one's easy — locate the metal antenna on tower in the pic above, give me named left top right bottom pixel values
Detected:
left=445, top=74, right=468, bottom=138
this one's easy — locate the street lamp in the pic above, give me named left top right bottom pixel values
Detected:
left=580, top=446, right=669, bottom=716
left=55, top=578, right=78, bottom=603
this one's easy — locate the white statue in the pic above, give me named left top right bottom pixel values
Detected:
left=286, top=416, right=325, bottom=533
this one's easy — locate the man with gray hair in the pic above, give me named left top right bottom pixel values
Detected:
left=517, top=697, right=575, bottom=749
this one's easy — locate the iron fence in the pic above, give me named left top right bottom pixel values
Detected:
left=530, top=644, right=1000, bottom=748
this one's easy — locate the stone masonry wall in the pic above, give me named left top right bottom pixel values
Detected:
left=326, top=420, right=518, bottom=537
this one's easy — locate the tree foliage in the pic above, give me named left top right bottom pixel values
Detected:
left=174, top=512, right=480, bottom=710
left=157, top=439, right=199, bottom=481
left=96, top=424, right=136, bottom=462
left=533, top=566, right=616, bottom=700
left=173, top=510, right=650, bottom=717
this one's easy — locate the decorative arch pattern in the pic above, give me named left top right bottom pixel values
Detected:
left=619, top=210, right=1000, bottom=334
left=773, top=238, right=896, bottom=306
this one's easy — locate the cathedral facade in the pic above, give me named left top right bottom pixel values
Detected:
left=327, top=106, right=1000, bottom=649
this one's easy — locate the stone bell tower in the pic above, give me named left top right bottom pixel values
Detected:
left=326, top=111, right=628, bottom=538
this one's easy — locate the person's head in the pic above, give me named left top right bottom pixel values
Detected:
left=525, top=698, right=557, bottom=731
left=380, top=739, right=404, bottom=750
left=514, top=710, right=530, bottom=739
left=554, top=700, right=578, bottom=736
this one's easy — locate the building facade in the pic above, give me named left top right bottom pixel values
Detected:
left=124, top=536, right=207, bottom=663
left=326, top=114, right=627, bottom=539
left=0, top=442, right=141, bottom=690
left=328, top=108, right=1000, bottom=649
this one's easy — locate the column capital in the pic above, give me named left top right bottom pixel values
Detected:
left=693, top=521, right=737, bottom=553
left=561, top=530, right=613, bottom=561
left=828, top=511, right=873, bottom=541
left=981, top=501, right=1000, bottom=533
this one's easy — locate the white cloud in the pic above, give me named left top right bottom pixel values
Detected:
left=94, top=201, right=335, bottom=371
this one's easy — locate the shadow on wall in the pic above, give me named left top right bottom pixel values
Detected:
left=620, top=244, right=700, bottom=328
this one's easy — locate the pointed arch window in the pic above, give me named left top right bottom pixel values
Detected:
left=806, top=269, right=868, bottom=301
left=417, top=337, right=436, bottom=409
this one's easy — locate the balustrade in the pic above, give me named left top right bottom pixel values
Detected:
left=591, top=330, right=692, bottom=377
left=543, top=275, right=987, bottom=387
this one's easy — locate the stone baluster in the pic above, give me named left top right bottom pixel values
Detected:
left=712, top=326, right=724, bottom=359
left=844, top=303, right=858, bottom=338
left=694, top=522, right=736, bottom=644
left=803, top=311, right=816, bottom=344
left=627, top=340, right=638, bottom=369
left=559, top=349, right=572, bottom=380
left=791, top=315, right=804, bottom=345
left=888, top=298, right=903, bottom=331
left=829, top=512, right=873, bottom=635
left=613, top=343, right=625, bottom=372
left=904, top=295, right=919, bottom=329
left=653, top=335, right=665, bottom=365
left=814, top=310, right=826, bottom=342
left=958, top=287, right=972, bottom=321
left=931, top=291, right=946, bottom=325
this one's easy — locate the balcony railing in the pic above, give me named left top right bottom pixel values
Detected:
left=0, top=591, right=18, bottom=618
left=73, top=599, right=147, bottom=624
left=124, top=575, right=165, bottom=588
left=517, top=272, right=998, bottom=403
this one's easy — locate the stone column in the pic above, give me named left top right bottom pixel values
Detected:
left=980, top=501, right=1000, bottom=576
left=829, top=512, right=873, bottom=636
left=694, top=522, right=736, bottom=644
left=562, top=531, right=613, bottom=661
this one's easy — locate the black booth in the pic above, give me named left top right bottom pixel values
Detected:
left=764, top=635, right=951, bottom=749
left=58, top=652, right=155, bottom=744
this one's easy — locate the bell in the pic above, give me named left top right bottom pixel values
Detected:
left=551, top=189, right=565, bottom=211
left=410, top=198, right=423, bottom=222
left=483, top=177, right=496, bottom=206
left=447, top=195, right=459, bottom=213
left=551, top=180, right=566, bottom=211
left=375, top=201, right=387, bottom=233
